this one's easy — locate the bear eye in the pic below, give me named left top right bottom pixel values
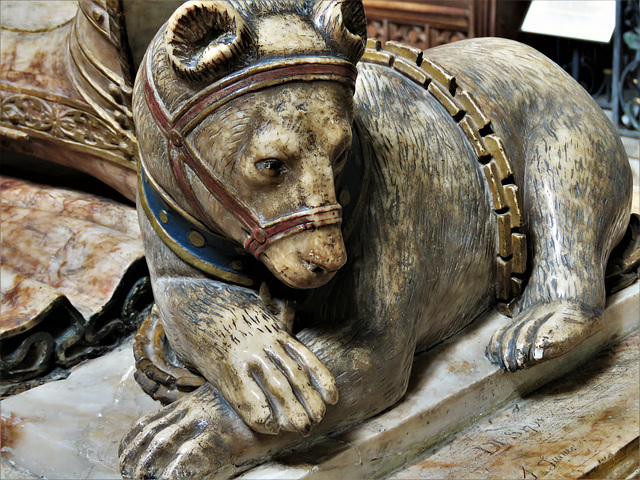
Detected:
left=255, top=158, right=287, bottom=178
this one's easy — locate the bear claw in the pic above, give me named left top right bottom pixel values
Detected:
left=487, top=302, right=601, bottom=371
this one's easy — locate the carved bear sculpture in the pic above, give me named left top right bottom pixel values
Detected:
left=120, top=0, right=634, bottom=478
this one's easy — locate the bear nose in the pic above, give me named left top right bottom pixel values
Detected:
left=300, top=249, right=346, bottom=276
left=304, top=260, right=328, bottom=276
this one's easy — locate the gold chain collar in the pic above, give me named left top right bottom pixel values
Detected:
left=362, top=39, right=528, bottom=310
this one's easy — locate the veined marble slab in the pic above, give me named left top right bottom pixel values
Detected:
left=391, top=334, right=639, bottom=479
left=1, top=284, right=638, bottom=479
left=0, top=343, right=159, bottom=479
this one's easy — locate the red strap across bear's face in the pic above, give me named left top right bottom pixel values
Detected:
left=141, top=57, right=357, bottom=257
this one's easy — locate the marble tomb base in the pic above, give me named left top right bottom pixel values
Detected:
left=1, top=283, right=638, bottom=479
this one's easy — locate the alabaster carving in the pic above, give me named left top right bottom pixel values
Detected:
left=113, top=1, right=639, bottom=478
left=0, top=0, right=637, bottom=479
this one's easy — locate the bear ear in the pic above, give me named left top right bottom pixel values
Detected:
left=314, top=0, right=367, bottom=64
left=165, top=1, right=251, bottom=82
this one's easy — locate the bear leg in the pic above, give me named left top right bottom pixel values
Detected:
left=488, top=116, right=632, bottom=370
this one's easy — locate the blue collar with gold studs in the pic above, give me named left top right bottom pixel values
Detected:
left=138, top=126, right=365, bottom=289
left=138, top=168, right=264, bottom=286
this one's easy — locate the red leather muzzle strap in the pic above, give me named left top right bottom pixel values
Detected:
left=141, top=58, right=355, bottom=257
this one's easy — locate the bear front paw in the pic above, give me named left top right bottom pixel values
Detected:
left=217, top=334, right=339, bottom=436
left=119, top=384, right=250, bottom=480
left=486, top=302, right=602, bottom=371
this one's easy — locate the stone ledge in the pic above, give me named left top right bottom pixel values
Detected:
left=392, top=334, right=639, bottom=479
left=0, top=284, right=638, bottom=479
left=241, top=283, right=640, bottom=479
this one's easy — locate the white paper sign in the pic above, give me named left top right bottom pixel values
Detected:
left=521, top=1, right=616, bottom=43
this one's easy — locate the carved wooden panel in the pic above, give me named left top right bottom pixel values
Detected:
left=364, top=0, right=498, bottom=49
